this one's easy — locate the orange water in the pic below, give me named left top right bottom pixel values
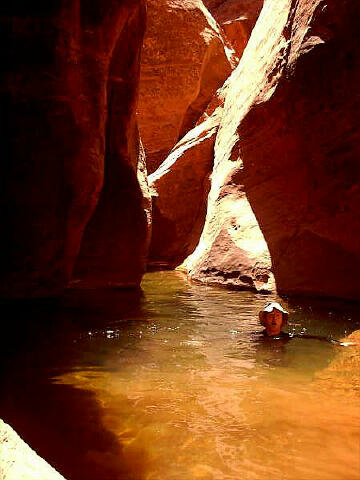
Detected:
left=1, top=271, right=360, bottom=480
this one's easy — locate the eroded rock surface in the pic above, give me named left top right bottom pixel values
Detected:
left=138, top=0, right=234, bottom=174
left=149, top=78, right=274, bottom=292
left=149, top=108, right=221, bottom=268
left=1, top=0, right=150, bottom=297
left=186, top=0, right=360, bottom=299
left=0, top=420, right=66, bottom=480
left=180, top=167, right=275, bottom=292
left=204, top=0, right=263, bottom=56
left=146, top=1, right=271, bottom=291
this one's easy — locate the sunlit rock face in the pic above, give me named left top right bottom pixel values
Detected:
left=148, top=107, right=222, bottom=269
left=138, top=0, right=234, bottom=174
left=187, top=0, right=360, bottom=299
left=179, top=128, right=275, bottom=292
left=146, top=0, right=270, bottom=291
left=203, top=0, right=264, bottom=56
left=0, top=420, right=66, bottom=480
left=1, top=0, right=150, bottom=297
left=149, top=78, right=274, bottom=292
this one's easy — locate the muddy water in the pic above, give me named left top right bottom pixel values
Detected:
left=1, top=271, right=360, bottom=480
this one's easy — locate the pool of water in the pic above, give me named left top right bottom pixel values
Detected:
left=1, top=271, right=360, bottom=480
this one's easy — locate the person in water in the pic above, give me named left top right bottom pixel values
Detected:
left=259, top=302, right=358, bottom=346
left=259, top=302, right=290, bottom=338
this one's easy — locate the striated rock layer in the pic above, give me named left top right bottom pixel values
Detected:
left=185, top=0, right=360, bottom=299
left=1, top=0, right=150, bottom=297
left=138, top=0, right=234, bottom=174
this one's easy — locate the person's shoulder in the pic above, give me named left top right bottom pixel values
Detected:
left=276, top=331, right=290, bottom=339
left=281, top=331, right=291, bottom=338
left=263, top=331, right=290, bottom=340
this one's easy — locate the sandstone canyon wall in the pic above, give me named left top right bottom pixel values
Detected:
left=1, top=0, right=150, bottom=297
left=2, top=0, right=359, bottom=301
left=148, top=107, right=222, bottom=269
left=138, top=0, right=235, bottom=174
left=183, top=0, right=360, bottom=299
left=203, top=0, right=264, bottom=57
left=148, top=0, right=273, bottom=292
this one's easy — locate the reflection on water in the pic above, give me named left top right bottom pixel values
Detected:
left=1, top=272, right=360, bottom=480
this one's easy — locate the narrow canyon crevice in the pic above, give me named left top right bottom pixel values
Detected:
left=146, top=0, right=269, bottom=292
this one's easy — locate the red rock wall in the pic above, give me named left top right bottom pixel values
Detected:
left=73, top=5, right=151, bottom=289
left=204, top=0, right=263, bottom=30
left=203, top=0, right=264, bottom=56
left=0, top=0, right=150, bottom=298
left=138, top=0, right=234, bottom=174
left=148, top=85, right=274, bottom=292
left=186, top=0, right=360, bottom=299
left=240, top=0, right=360, bottom=299
left=146, top=0, right=266, bottom=285
left=3, top=0, right=359, bottom=301
left=148, top=108, right=221, bottom=269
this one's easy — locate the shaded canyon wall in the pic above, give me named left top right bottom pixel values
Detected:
left=148, top=107, right=222, bottom=270
left=1, top=0, right=150, bottom=297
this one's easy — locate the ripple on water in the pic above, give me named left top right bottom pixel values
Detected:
left=1, top=271, right=360, bottom=480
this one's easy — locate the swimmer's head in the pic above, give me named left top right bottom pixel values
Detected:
left=259, top=302, right=289, bottom=336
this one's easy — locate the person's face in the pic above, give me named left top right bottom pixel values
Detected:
left=264, top=310, right=283, bottom=336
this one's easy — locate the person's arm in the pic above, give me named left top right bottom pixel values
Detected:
left=329, top=339, right=359, bottom=346
left=290, top=332, right=358, bottom=346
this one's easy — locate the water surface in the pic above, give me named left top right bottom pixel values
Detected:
left=1, top=272, right=360, bottom=480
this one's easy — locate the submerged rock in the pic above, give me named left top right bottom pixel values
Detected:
left=316, top=330, right=360, bottom=393
left=0, top=420, right=66, bottom=480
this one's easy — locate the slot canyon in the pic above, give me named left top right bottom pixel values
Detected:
left=1, top=1, right=360, bottom=479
